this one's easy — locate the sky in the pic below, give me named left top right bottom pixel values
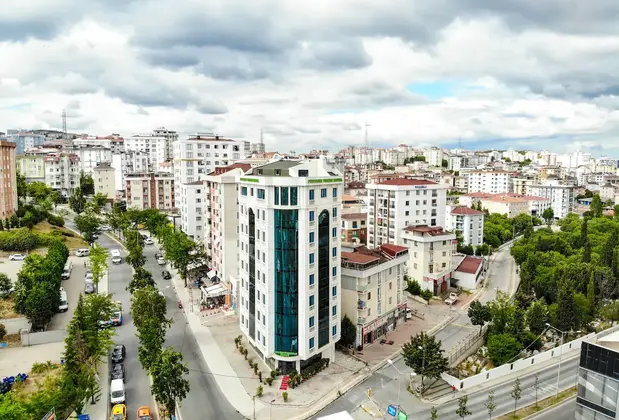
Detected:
left=1, top=0, right=618, bottom=156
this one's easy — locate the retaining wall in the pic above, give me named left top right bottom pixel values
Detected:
left=21, top=329, right=67, bottom=346
left=0, top=317, right=31, bottom=335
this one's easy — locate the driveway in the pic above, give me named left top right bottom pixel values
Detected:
left=48, top=255, right=88, bottom=331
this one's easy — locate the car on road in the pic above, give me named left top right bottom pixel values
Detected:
left=91, top=233, right=99, bottom=240
left=100, top=225, right=112, bottom=231
left=75, top=248, right=89, bottom=257
left=444, top=292, right=459, bottom=305
left=155, top=252, right=163, bottom=259
left=162, top=271, right=171, bottom=279
left=158, top=290, right=165, bottom=298
left=157, top=257, right=166, bottom=265
left=144, top=237, right=154, bottom=245
left=111, top=344, right=126, bottom=363
left=137, top=406, right=153, bottom=420
left=8, top=254, right=26, bottom=261
left=84, top=281, right=95, bottom=294
left=111, top=249, right=122, bottom=264
left=59, top=287, right=68, bottom=312
left=110, top=363, right=125, bottom=382
left=110, top=301, right=123, bottom=326
left=111, top=404, right=127, bottom=420
left=85, top=272, right=93, bottom=281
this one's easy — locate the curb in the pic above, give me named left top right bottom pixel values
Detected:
left=524, top=396, right=576, bottom=420
left=148, top=375, right=161, bottom=420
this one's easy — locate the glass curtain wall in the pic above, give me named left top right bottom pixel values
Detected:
left=318, top=210, right=330, bottom=348
left=249, top=209, right=256, bottom=339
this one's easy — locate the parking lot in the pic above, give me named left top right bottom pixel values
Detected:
left=48, top=255, right=90, bottom=331
left=0, top=256, right=25, bottom=283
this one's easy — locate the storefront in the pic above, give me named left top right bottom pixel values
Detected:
left=357, top=303, right=408, bottom=349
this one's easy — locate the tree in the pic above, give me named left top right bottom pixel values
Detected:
left=0, top=392, right=28, bottom=419
left=614, top=205, right=619, bottom=221
left=90, top=193, right=108, bottom=214
left=602, top=230, right=618, bottom=268
left=74, top=211, right=100, bottom=244
left=69, top=187, right=87, bottom=214
left=487, top=334, right=522, bottom=366
left=456, top=395, right=471, bottom=420
left=49, top=190, right=62, bottom=210
left=137, top=317, right=168, bottom=371
left=339, top=315, right=357, bottom=348
left=601, top=301, right=619, bottom=324
left=88, top=244, right=108, bottom=293
left=525, top=300, right=547, bottom=335
left=406, top=279, right=422, bottom=295
left=468, top=300, right=491, bottom=336
left=127, top=267, right=156, bottom=294
left=511, top=377, right=522, bottom=415
left=26, top=182, right=52, bottom=204
left=485, top=391, right=497, bottom=420
left=0, top=219, right=3, bottom=231
left=16, top=170, right=27, bottom=204
left=401, top=332, right=448, bottom=390
left=159, top=226, right=204, bottom=287
left=80, top=171, right=95, bottom=195
left=488, top=291, right=516, bottom=335
left=150, top=347, right=190, bottom=416
left=542, top=208, right=554, bottom=226
left=0, top=273, right=11, bottom=296
left=431, top=406, right=439, bottom=420
left=25, top=281, right=57, bottom=331
left=556, top=282, right=576, bottom=331
left=421, top=289, right=433, bottom=303
left=131, top=286, right=170, bottom=331
left=591, top=194, right=603, bottom=218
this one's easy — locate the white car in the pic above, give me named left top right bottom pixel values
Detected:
left=100, top=225, right=112, bottom=231
left=75, top=248, right=90, bottom=257
left=8, top=254, right=26, bottom=261
left=157, top=257, right=166, bottom=265
left=144, top=238, right=154, bottom=245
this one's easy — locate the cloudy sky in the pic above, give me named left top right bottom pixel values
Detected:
left=1, top=0, right=618, bottom=155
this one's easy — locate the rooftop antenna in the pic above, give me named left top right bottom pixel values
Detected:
left=62, top=109, right=67, bottom=134
left=260, top=127, right=264, bottom=145
left=364, top=122, right=371, bottom=148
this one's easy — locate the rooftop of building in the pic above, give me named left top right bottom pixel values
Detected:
left=451, top=206, right=484, bottom=216
left=341, top=244, right=408, bottom=271
left=377, top=178, right=437, bottom=186
left=93, top=162, right=114, bottom=170
left=403, top=225, right=453, bottom=236
left=210, top=162, right=252, bottom=176
left=244, top=156, right=342, bottom=178
left=456, top=255, right=484, bottom=274
left=185, top=134, right=238, bottom=142
left=341, top=212, right=367, bottom=220
left=0, top=141, right=16, bottom=148
left=125, top=171, right=174, bottom=179
left=346, top=181, right=366, bottom=188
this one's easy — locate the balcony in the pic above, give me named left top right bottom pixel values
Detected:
left=357, top=300, right=367, bottom=309
left=356, top=283, right=369, bottom=292
left=358, top=317, right=367, bottom=325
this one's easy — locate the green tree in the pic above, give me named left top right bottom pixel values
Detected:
left=406, top=279, right=422, bottom=295
left=574, top=293, right=592, bottom=330
left=456, top=395, right=472, bottom=420
left=468, top=300, right=491, bottom=336
left=25, top=281, right=57, bottom=331
left=556, top=282, right=577, bottom=331
left=137, top=317, right=168, bottom=371
left=158, top=226, right=206, bottom=287
left=88, top=244, right=108, bottom=293
left=614, top=205, right=619, bottom=221
left=487, top=334, right=522, bottom=366
left=150, top=347, right=190, bottom=416
left=131, top=286, right=170, bottom=331
left=80, top=171, right=95, bottom=195
left=485, top=391, right=497, bottom=420
left=74, top=211, right=100, bottom=243
left=69, top=187, right=87, bottom=214
left=511, top=378, right=522, bottom=414
left=421, top=289, right=433, bottom=303
left=602, top=230, right=618, bottom=267
left=401, top=332, right=448, bottom=390
left=0, top=219, right=3, bottom=231
left=91, top=192, right=108, bottom=213
left=525, top=300, right=547, bottom=335
left=601, top=301, right=619, bottom=324
left=542, top=208, right=554, bottom=226
left=591, top=194, right=604, bottom=218
left=339, top=315, right=357, bottom=348
left=0, top=273, right=11, bottom=296
left=26, top=181, right=52, bottom=204
left=488, top=291, right=516, bottom=335
left=16, top=170, right=27, bottom=204
left=431, top=406, right=439, bottom=420
left=49, top=190, right=62, bottom=210
left=127, top=267, right=156, bottom=294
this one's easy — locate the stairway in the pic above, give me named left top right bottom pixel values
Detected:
left=422, top=379, right=454, bottom=401
left=279, top=375, right=290, bottom=391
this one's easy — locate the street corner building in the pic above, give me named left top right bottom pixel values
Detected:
left=237, top=156, right=343, bottom=374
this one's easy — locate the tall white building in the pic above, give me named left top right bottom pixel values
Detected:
left=236, top=157, right=343, bottom=374
left=424, top=147, right=444, bottom=167
left=125, top=127, right=178, bottom=172
left=44, top=153, right=80, bottom=196
left=179, top=181, right=207, bottom=240
left=467, top=171, right=514, bottom=194
left=527, top=182, right=575, bottom=219
left=366, top=178, right=449, bottom=248
left=445, top=206, right=484, bottom=246
left=70, top=146, right=113, bottom=174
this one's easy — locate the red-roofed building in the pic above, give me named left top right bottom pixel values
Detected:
left=366, top=176, right=449, bottom=247
left=453, top=256, right=486, bottom=289
left=341, top=244, right=409, bottom=349
left=341, top=212, right=368, bottom=244
left=446, top=206, right=485, bottom=246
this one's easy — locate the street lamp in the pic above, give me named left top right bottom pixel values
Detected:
left=388, top=359, right=417, bottom=407
left=545, top=323, right=581, bottom=398
left=419, top=345, right=426, bottom=392
left=269, top=398, right=276, bottom=420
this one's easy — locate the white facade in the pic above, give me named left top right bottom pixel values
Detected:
left=92, top=163, right=117, bottom=199
left=467, top=171, right=513, bottom=194
left=125, top=127, right=178, bottom=172
left=44, top=154, right=81, bottom=196
left=71, top=146, right=113, bottom=174
left=237, top=158, right=343, bottom=373
left=527, top=183, right=575, bottom=219
left=424, top=148, right=444, bottom=167
left=73, top=136, right=125, bottom=154
left=445, top=206, right=484, bottom=246
left=366, top=179, right=448, bottom=248
left=179, top=181, right=206, bottom=240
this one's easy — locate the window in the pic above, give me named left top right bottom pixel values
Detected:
left=241, top=187, right=248, bottom=196
left=332, top=247, right=337, bottom=257
left=309, top=295, right=315, bottom=306
left=332, top=267, right=337, bottom=277
left=310, top=253, right=315, bottom=264
left=321, top=188, right=327, bottom=198
left=309, top=211, right=315, bottom=221
left=309, top=337, right=315, bottom=349
left=299, top=169, right=309, bottom=177
left=333, top=207, right=338, bottom=217
left=309, top=189, right=315, bottom=200
left=333, top=188, right=337, bottom=197
left=257, top=189, right=265, bottom=199
left=332, top=227, right=337, bottom=237
left=332, top=306, right=337, bottom=316
left=274, top=187, right=279, bottom=205
left=309, top=316, right=315, bottom=327
left=291, top=187, right=298, bottom=205
left=332, top=286, right=337, bottom=296
left=281, top=187, right=289, bottom=205
left=309, top=274, right=315, bottom=285
left=309, top=232, right=315, bottom=243
left=332, top=325, right=337, bottom=336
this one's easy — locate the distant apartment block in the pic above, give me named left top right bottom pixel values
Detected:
left=125, top=172, right=175, bottom=211
left=527, top=182, right=575, bottom=219
left=467, top=171, right=514, bottom=194
left=0, top=141, right=18, bottom=219
left=74, top=135, right=125, bottom=154
left=179, top=181, right=206, bottom=240
left=68, top=145, right=113, bottom=174
left=44, top=153, right=80, bottom=197
left=93, top=163, right=117, bottom=199
left=445, top=206, right=484, bottom=247
left=341, top=213, right=368, bottom=244
left=125, top=127, right=178, bottom=172
left=7, top=132, right=45, bottom=154
left=16, top=155, right=46, bottom=183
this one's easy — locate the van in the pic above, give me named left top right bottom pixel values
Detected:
left=111, top=249, right=122, bottom=265
left=61, top=260, right=73, bottom=280
left=110, top=379, right=126, bottom=404
left=75, top=248, right=89, bottom=257
left=59, top=288, right=68, bottom=312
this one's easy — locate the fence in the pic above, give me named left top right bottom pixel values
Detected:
left=441, top=324, right=619, bottom=391
left=20, top=329, right=67, bottom=346
left=445, top=324, right=488, bottom=366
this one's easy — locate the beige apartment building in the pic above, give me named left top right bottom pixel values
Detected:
left=93, top=163, right=117, bottom=200
left=0, top=141, right=18, bottom=219
left=16, top=155, right=46, bottom=183
left=341, top=244, right=409, bottom=349
left=125, top=172, right=175, bottom=210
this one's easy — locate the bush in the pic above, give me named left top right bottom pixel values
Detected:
left=256, top=385, right=263, bottom=397
left=265, top=377, right=273, bottom=386
left=406, top=279, right=422, bottom=296
left=270, top=369, right=278, bottom=379
left=487, top=333, right=523, bottom=366
left=421, top=289, right=434, bottom=302
left=0, top=228, right=38, bottom=251
left=0, top=324, right=6, bottom=341
left=47, top=214, right=65, bottom=227
left=521, top=330, right=543, bottom=352
left=282, top=391, right=288, bottom=402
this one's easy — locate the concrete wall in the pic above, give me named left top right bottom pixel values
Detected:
left=0, top=317, right=31, bottom=335
left=441, top=327, right=619, bottom=391
left=21, top=329, right=67, bottom=346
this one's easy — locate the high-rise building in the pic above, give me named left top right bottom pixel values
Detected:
left=445, top=206, right=484, bottom=247
left=0, top=141, right=18, bottom=219
left=44, top=153, right=80, bottom=197
left=93, top=163, right=117, bottom=199
left=125, top=127, right=178, bottom=172
left=467, top=170, right=514, bottom=194
left=7, top=132, right=45, bottom=154
left=125, top=172, right=175, bottom=211
left=527, top=181, right=575, bottom=219
left=236, top=157, right=343, bottom=373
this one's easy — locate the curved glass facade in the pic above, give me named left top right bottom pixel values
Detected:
left=274, top=209, right=299, bottom=356
left=318, top=210, right=330, bottom=348
left=248, top=209, right=256, bottom=340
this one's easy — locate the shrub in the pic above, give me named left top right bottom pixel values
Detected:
left=421, top=289, right=434, bottom=302
left=256, top=385, right=263, bottom=397
left=270, top=369, right=278, bottom=379
left=0, top=228, right=38, bottom=251
left=406, top=279, right=422, bottom=296
left=0, top=324, right=5, bottom=341
left=47, top=214, right=65, bottom=227
left=258, top=371, right=262, bottom=382
left=282, top=391, right=288, bottom=402
left=487, top=333, right=523, bottom=366
left=265, top=377, right=273, bottom=386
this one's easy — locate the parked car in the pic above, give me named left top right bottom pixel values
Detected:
left=111, top=404, right=127, bottom=420
left=144, top=237, right=154, bottom=245
left=140, top=234, right=148, bottom=240
left=444, top=292, right=459, bottom=305
left=157, top=257, right=166, bottom=266
left=161, top=271, right=171, bottom=280
left=111, top=344, right=126, bottom=363
left=84, top=281, right=95, bottom=294
left=91, top=233, right=99, bottom=240
left=75, top=248, right=89, bottom=257
left=8, top=254, right=26, bottom=261
left=100, top=225, right=112, bottom=231
left=137, top=406, right=153, bottom=420
left=155, top=252, right=163, bottom=260
left=110, top=363, right=125, bottom=382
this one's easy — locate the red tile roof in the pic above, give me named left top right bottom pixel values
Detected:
left=379, top=178, right=437, bottom=186
left=342, top=212, right=367, bottom=220
left=451, top=206, right=484, bottom=215
left=212, top=163, right=252, bottom=175
left=380, top=244, right=408, bottom=257
left=403, top=225, right=452, bottom=236
left=456, top=256, right=484, bottom=274
left=341, top=252, right=379, bottom=264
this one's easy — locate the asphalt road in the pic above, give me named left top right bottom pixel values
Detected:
left=48, top=255, right=86, bottom=331
left=528, top=398, right=576, bottom=420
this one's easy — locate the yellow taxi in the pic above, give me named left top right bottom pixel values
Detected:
left=136, top=406, right=153, bottom=420
left=111, top=404, right=127, bottom=420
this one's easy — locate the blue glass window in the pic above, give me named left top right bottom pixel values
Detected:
left=309, top=211, right=315, bottom=222
left=333, top=207, right=338, bottom=217
left=332, top=306, right=337, bottom=316
left=309, top=189, right=315, bottom=200
left=309, top=253, right=315, bottom=264
left=332, top=266, right=337, bottom=277
left=309, top=274, right=315, bottom=285
left=332, top=286, right=337, bottom=296
left=241, top=187, right=248, bottom=196
left=332, top=227, right=337, bottom=237
left=332, top=247, right=336, bottom=257
left=309, top=295, right=315, bottom=306
left=291, top=187, right=298, bottom=206
left=332, top=325, right=337, bottom=336
left=274, top=187, right=279, bottom=205
left=321, top=188, right=327, bottom=198
left=309, top=316, right=315, bottom=327
left=333, top=188, right=337, bottom=197
left=281, top=187, right=289, bottom=205
left=309, top=337, right=315, bottom=349
left=257, top=189, right=265, bottom=199
left=309, top=232, right=315, bottom=243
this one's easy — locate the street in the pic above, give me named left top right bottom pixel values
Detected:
left=529, top=398, right=576, bottom=420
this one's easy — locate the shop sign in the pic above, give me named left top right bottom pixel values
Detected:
left=274, top=351, right=298, bottom=357
left=240, top=177, right=259, bottom=183
left=308, top=178, right=343, bottom=184
left=387, top=405, right=397, bottom=416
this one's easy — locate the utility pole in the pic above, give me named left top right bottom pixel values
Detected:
left=364, top=122, right=371, bottom=148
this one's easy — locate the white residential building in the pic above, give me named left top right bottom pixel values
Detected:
left=402, top=225, right=456, bottom=295
left=445, top=206, right=484, bottom=246
left=16, top=155, right=46, bottom=183
left=125, top=172, right=175, bottom=211
left=527, top=182, right=575, bottom=219
left=236, top=157, right=343, bottom=374
left=125, top=127, right=178, bottom=172
left=44, top=153, right=80, bottom=196
left=92, top=163, right=117, bottom=200
left=467, top=171, right=514, bottom=194
left=340, top=244, right=409, bottom=349
left=424, top=148, right=444, bottom=167
left=70, top=146, right=113, bottom=174
left=366, top=178, right=449, bottom=248
left=480, top=195, right=531, bottom=218
left=73, top=135, right=125, bottom=153
left=179, top=181, right=207, bottom=240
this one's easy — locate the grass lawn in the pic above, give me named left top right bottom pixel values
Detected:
left=32, top=221, right=87, bottom=250
left=496, top=387, right=577, bottom=420
left=0, top=297, right=20, bottom=319
left=12, top=361, right=64, bottom=397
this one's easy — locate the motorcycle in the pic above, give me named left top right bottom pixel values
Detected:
left=177, top=300, right=183, bottom=309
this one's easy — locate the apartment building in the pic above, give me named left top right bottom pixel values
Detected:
left=527, top=182, right=575, bottom=219
left=467, top=171, right=514, bottom=194
left=512, top=177, right=537, bottom=195
left=341, top=213, right=368, bottom=244
left=44, top=153, right=80, bottom=196
left=341, top=244, right=409, bottom=349
left=93, top=163, right=117, bottom=199
left=7, top=132, right=45, bottom=154
left=16, top=155, right=46, bottom=183
left=0, top=141, right=18, bottom=219
left=125, top=172, right=175, bottom=211
left=236, top=157, right=343, bottom=374
left=445, top=206, right=484, bottom=246
left=366, top=178, right=448, bottom=248
left=401, top=225, right=456, bottom=295
left=125, top=127, right=178, bottom=172
left=74, top=135, right=125, bottom=153
left=204, top=163, right=252, bottom=308
left=69, top=146, right=113, bottom=174
left=480, top=195, right=531, bottom=218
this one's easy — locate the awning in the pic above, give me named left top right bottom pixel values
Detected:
left=207, top=270, right=217, bottom=280
left=201, top=283, right=228, bottom=298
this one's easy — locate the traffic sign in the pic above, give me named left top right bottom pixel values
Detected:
left=78, top=415, right=91, bottom=420
left=41, top=408, right=56, bottom=420
left=397, top=410, right=408, bottom=420
left=387, top=405, right=397, bottom=416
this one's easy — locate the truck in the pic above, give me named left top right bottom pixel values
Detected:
left=444, top=292, right=458, bottom=305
